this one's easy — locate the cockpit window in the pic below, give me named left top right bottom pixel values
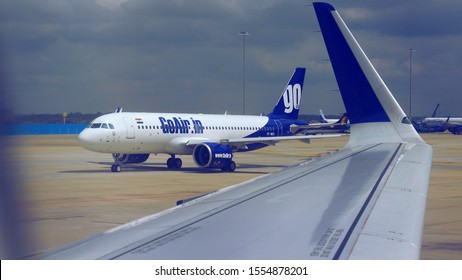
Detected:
left=89, top=122, right=114, bottom=129
left=90, top=123, right=102, bottom=128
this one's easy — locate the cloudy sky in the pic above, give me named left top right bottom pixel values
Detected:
left=1, top=0, right=461, bottom=117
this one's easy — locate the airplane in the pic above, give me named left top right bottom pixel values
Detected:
left=302, top=112, right=350, bottom=135
left=418, top=103, right=462, bottom=126
left=412, top=118, right=448, bottom=133
left=36, top=2, right=432, bottom=259
left=77, top=67, right=341, bottom=173
left=420, top=116, right=462, bottom=126
left=412, top=104, right=462, bottom=133
left=319, top=109, right=338, bottom=123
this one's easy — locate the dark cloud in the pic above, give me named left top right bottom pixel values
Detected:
left=1, top=0, right=461, bottom=117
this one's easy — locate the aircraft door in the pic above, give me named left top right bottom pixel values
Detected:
left=275, top=120, right=283, bottom=136
left=123, top=117, right=136, bottom=139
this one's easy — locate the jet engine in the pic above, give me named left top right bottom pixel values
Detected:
left=113, top=153, right=150, bottom=164
left=193, top=143, right=236, bottom=171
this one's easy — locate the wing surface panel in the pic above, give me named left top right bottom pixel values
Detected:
left=114, top=143, right=401, bottom=259
left=40, top=143, right=404, bottom=259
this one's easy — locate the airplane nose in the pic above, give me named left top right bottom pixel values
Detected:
left=77, top=129, right=94, bottom=150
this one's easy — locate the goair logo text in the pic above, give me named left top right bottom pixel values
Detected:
left=283, top=84, right=302, bottom=113
left=159, top=117, right=204, bottom=134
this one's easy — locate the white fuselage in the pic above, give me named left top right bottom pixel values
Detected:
left=78, top=112, right=272, bottom=155
left=421, top=117, right=462, bottom=125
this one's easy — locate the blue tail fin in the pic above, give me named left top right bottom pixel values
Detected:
left=268, top=67, right=306, bottom=120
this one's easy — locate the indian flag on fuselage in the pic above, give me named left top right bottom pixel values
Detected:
left=135, top=118, right=143, bottom=124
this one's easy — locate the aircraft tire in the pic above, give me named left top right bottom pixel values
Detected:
left=167, top=157, right=182, bottom=169
left=226, top=161, right=236, bottom=172
left=111, top=164, right=121, bottom=172
left=167, top=158, right=173, bottom=168
left=173, top=158, right=182, bottom=169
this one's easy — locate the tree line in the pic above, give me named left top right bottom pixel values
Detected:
left=10, top=112, right=106, bottom=124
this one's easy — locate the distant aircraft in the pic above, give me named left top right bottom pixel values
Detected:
left=37, top=2, right=432, bottom=260
left=78, top=68, right=340, bottom=172
left=319, top=109, right=338, bottom=123
left=412, top=118, right=448, bottom=133
left=420, top=116, right=462, bottom=126
left=297, top=112, right=350, bottom=135
left=412, top=104, right=461, bottom=133
left=421, top=103, right=462, bottom=125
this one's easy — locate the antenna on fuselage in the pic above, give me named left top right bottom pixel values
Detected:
left=115, top=107, right=123, bottom=113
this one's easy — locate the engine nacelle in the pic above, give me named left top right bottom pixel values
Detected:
left=114, top=153, right=150, bottom=164
left=193, top=143, right=233, bottom=169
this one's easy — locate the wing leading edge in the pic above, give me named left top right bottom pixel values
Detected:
left=36, top=2, right=432, bottom=259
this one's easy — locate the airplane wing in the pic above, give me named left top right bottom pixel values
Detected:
left=293, top=123, right=340, bottom=129
left=185, top=134, right=343, bottom=148
left=290, top=123, right=344, bottom=132
left=36, top=2, right=432, bottom=260
left=222, top=134, right=341, bottom=145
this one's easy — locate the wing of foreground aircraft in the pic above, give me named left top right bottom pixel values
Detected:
left=37, top=2, right=432, bottom=260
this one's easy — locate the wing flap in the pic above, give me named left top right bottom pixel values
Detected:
left=349, top=143, right=433, bottom=259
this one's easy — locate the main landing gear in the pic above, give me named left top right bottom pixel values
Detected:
left=167, top=155, right=182, bottom=169
left=111, top=163, right=121, bottom=172
left=109, top=154, right=182, bottom=172
left=109, top=154, right=234, bottom=172
left=220, top=161, right=236, bottom=172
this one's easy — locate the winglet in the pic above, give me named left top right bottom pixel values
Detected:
left=268, top=67, right=306, bottom=120
left=313, top=2, right=423, bottom=145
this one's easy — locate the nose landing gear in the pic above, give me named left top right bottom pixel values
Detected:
left=111, top=153, right=123, bottom=172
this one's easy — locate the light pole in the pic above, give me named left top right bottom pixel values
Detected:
left=239, top=31, right=249, bottom=114
left=409, top=48, right=415, bottom=121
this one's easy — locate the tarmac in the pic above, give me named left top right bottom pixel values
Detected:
left=9, top=133, right=462, bottom=259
